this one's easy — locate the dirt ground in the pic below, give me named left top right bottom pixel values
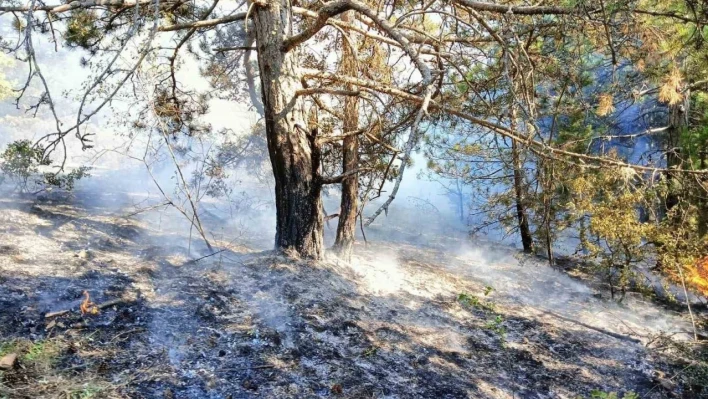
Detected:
left=0, top=187, right=706, bottom=398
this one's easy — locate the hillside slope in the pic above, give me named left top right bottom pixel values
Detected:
left=0, top=187, right=704, bottom=398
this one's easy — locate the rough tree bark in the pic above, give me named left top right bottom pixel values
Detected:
left=511, top=138, right=533, bottom=253
left=665, top=92, right=690, bottom=212
left=333, top=11, right=359, bottom=261
left=509, top=79, right=533, bottom=253
left=253, top=1, right=324, bottom=259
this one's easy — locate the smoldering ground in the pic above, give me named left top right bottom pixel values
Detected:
left=0, top=150, right=705, bottom=399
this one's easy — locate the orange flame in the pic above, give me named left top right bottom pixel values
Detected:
left=686, top=256, right=708, bottom=296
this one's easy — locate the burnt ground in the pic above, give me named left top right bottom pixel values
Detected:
left=0, top=188, right=706, bottom=399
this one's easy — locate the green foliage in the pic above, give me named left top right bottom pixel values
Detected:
left=457, top=292, right=496, bottom=312
left=681, top=93, right=708, bottom=167
left=65, top=10, right=101, bottom=49
left=583, top=390, right=638, bottom=399
left=484, top=314, right=506, bottom=342
left=362, top=346, right=378, bottom=357
left=458, top=290, right=506, bottom=344
left=43, top=166, right=92, bottom=192
left=569, top=168, right=652, bottom=300
left=0, top=338, right=60, bottom=370
left=0, top=140, right=48, bottom=189
left=555, top=119, right=596, bottom=153
left=23, top=341, right=60, bottom=365
left=1, top=140, right=91, bottom=193
left=66, top=386, right=105, bottom=399
left=0, top=341, right=18, bottom=358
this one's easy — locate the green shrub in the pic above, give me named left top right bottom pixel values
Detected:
left=1, top=140, right=91, bottom=193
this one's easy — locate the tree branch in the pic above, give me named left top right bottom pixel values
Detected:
left=282, top=1, right=354, bottom=51
left=0, top=0, right=153, bottom=12
left=296, top=87, right=361, bottom=97
left=454, top=0, right=586, bottom=15
left=158, top=11, right=248, bottom=32
left=305, top=69, right=708, bottom=177
left=319, top=167, right=371, bottom=184
left=318, top=128, right=366, bottom=144
left=214, top=46, right=258, bottom=51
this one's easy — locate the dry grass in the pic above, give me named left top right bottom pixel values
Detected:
left=0, top=188, right=704, bottom=398
left=0, top=336, right=121, bottom=399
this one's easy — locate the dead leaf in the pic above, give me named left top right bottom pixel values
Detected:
left=45, top=319, right=56, bottom=331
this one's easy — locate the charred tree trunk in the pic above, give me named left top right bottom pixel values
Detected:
left=254, top=2, right=324, bottom=259
left=333, top=11, right=359, bottom=261
left=510, top=105, right=533, bottom=253
left=512, top=138, right=533, bottom=253
left=700, top=150, right=708, bottom=236
left=665, top=92, right=690, bottom=213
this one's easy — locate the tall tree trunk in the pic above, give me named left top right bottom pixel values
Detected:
left=456, top=179, right=465, bottom=223
left=333, top=11, right=359, bottom=261
left=510, top=105, right=533, bottom=253
left=665, top=92, right=690, bottom=213
left=254, top=2, right=324, bottom=259
left=512, top=138, right=533, bottom=253
left=699, top=149, right=707, bottom=236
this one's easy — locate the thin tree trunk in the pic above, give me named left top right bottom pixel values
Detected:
left=456, top=179, right=465, bottom=223
left=254, top=1, right=324, bottom=259
left=512, top=138, right=533, bottom=253
left=510, top=104, right=533, bottom=253
left=700, top=149, right=707, bottom=236
left=333, top=11, right=359, bottom=261
left=665, top=92, right=690, bottom=213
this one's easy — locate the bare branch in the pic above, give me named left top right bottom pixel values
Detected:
left=454, top=0, right=586, bottom=15
left=317, top=128, right=366, bottom=144
left=296, top=87, right=361, bottom=97
left=319, top=167, right=371, bottom=184
left=282, top=1, right=354, bottom=51
left=214, top=46, right=258, bottom=51
left=158, top=11, right=248, bottom=32
left=243, top=33, right=264, bottom=116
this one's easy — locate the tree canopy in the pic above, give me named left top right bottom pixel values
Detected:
left=1, top=0, right=707, bottom=268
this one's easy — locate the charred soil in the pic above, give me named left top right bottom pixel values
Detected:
left=0, top=190, right=706, bottom=398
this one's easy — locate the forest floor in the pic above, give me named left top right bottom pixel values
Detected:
left=0, top=186, right=706, bottom=399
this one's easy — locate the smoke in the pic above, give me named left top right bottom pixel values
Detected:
left=349, top=251, right=406, bottom=296
left=449, top=242, right=694, bottom=339
left=0, top=18, right=697, bottom=364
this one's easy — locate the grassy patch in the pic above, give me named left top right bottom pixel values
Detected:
left=458, top=289, right=508, bottom=345
left=362, top=345, right=378, bottom=357
left=66, top=385, right=106, bottom=399
left=457, top=293, right=496, bottom=313
left=0, top=341, right=18, bottom=358
left=0, top=337, right=117, bottom=398
left=22, top=340, right=61, bottom=366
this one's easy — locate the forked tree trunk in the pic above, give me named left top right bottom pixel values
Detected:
left=333, top=11, right=359, bottom=261
left=254, top=2, right=324, bottom=259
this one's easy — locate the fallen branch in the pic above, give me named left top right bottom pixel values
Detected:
left=45, top=298, right=133, bottom=318
left=219, top=364, right=275, bottom=372
left=183, top=249, right=227, bottom=265
left=540, top=310, right=641, bottom=344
